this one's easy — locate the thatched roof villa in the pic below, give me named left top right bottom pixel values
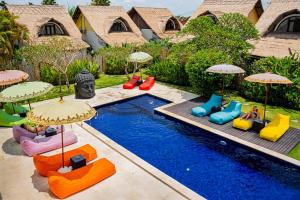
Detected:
left=251, top=0, right=300, bottom=58
left=6, top=5, right=88, bottom=49
left=73, top=6, right=146, bottom=50
left=128, top=7, right=183, bottom=40
left=190, top=0, right=264, bottom=24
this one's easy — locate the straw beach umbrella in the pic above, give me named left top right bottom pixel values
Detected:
left=244, top=72, right=293, bottom=121
left=0, top=82, right=53, bottom=110
left=206, top=64, right=245, bottom=101
left=27, top=97, right=96, bottom=172
left=127, top=52, right=153, bottom=81
left=0, top=70, right=29, bottom=87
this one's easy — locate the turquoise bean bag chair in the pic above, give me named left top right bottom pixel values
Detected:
left=4, top=103, right=28, bottom=115
left=0, top=110, right=28, bottom=127
left=209, top=101, right=242, bottom=125
left=192, top=94, right=222, bottom=117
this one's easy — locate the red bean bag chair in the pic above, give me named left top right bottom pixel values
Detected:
left=123, top=75, right=140, bottom=89
left=139, top=76, right=155, bottom=90
left=48, top=158, right=116, bottom=199
left=33, top=144, right=97, bottom=177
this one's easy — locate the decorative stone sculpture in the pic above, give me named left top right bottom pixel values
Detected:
left=74, top=69, right=95, bottom=99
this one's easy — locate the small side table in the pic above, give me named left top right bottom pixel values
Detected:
left=252, top=119, right=269, bottom=133
left=45, top=127, right=57, bottom=137
left=71, top=154, right=86, bottom=170
left=211, top=106, right=222, bottom=114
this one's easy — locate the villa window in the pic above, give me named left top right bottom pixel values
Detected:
left=109, top=19, right=131, bottom=33
left=165, top=18, right=180, bottom=31
left=205, top=14, right=217, bottom=22
left=39, top=21, right=67, bottom=36
left=275, top=14, right=300, bottom=33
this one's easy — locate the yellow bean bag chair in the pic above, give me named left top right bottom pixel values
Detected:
left=260, top=114, right=290, bottom=142
left=233, top=109, right=264, bottom=131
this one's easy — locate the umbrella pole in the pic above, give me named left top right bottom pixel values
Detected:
left=61, top=124, right=65, bottom=168
left=27, top=100, right=32, bottom=110
left=263, top=85, right=269, bottom=123
left=221, top=76, right=225, bottom=104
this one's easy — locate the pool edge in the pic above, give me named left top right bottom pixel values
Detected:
left=155, top=104, right=300, bottom=168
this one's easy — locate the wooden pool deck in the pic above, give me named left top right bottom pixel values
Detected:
left=158, top=97, right=300, bottom=158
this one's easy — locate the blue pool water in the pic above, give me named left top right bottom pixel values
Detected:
left=87, top=95, right=300, bottom=200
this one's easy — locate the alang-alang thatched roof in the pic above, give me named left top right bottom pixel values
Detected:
left=190, top=0, right=263, bottom=22
left=128, top=7, right=183, bottom=39
left=251, top=0, right=300, bottom=58
left=73, top=6, right=146, bottom=47
left=6, top=5, right=88, bottom=49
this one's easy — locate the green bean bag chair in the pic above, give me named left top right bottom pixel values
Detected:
left=0, top=110, right=28, bottom=127
left=4, top=103, right=28, bottom=115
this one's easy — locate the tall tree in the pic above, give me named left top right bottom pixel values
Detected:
left=0, top=10, right=28, bottom=67
left=91, top=0, right=110, bottom=6
left=41, top=0, right=57, bottom=5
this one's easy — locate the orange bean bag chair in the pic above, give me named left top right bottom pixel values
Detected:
left=139, top=76, right=155, bottom=90
left=123, top=75, right=140, bottom=89
left=48, top=158, right=116, bottom=199
left=33, top=144, right=97, bottom=177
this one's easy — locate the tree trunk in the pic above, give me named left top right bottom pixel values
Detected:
left=64, top=73, right=70, bottom=92
left=34, top=63, right=41, bottom=81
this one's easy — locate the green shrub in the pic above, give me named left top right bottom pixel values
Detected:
left=185, top=49, right=233, bottom=97
left=148, top=59, right=189, bottom=86
left=40, top=59, right=99, bottom=85
left=241, top=55, right=300, bottom=109
left=67, top=59, right=99, bottom=83
left=98, top=46, right=133, bottom=75
left=137, top=40, right=171, bottom=63
left=40, top=64, right=59, bottom=85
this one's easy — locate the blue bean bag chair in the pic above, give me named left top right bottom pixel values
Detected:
left=209, top=101, right=242, bottom=125
left=192, top=94, right=222, bottom=117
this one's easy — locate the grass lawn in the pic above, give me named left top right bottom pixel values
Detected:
left=24, top=73, right=129, bottom=103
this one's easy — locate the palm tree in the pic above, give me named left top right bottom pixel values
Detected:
left=91, top=0, right=110, bottom=6
left=41, top=0, right=57, bottom=5
left=0, top=10, right=28, bottom=66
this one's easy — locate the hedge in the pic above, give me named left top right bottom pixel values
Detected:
left=241, top=55, right=300, bottom=110
left=40, top=59, right=99, bottom=85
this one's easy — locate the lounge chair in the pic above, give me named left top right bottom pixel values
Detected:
left=123, top=75, right=140, bottom=89
left=191, top=94, right=222, bottom=117
left=0, top=110, right=27, bottom=127
left=260, top=114, right=290, bottom=142
left=48, top=158, right=116, bottom=199
left=13, top=125, right=63, bottom=143
left=232, top=108, right=264, bottom=131
left=33, top=144, right=97, bottom=177
left=20, top=131, right=77, bottom=156
left=4, top=103, right=28, bottom=115
left=139, top=76, right=155, bottom=90
left=209, top=101, right=242, bottom=125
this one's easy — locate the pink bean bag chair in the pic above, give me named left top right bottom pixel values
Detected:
left=20, top=131, right=77, bottom=156
left=13, top=125, right=64, bottom=143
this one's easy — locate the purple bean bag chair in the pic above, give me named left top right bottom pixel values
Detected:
left=20, top=131, right=78, bottom=156
left=13, top=125, right=64, bottom=143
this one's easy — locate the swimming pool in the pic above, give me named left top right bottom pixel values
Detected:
left=86, top=95, right=300, bottom=199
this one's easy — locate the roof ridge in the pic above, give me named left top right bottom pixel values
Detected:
left=7, top=4, right=65, bottom=8
left=133, top=6, right=170, bottom=10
